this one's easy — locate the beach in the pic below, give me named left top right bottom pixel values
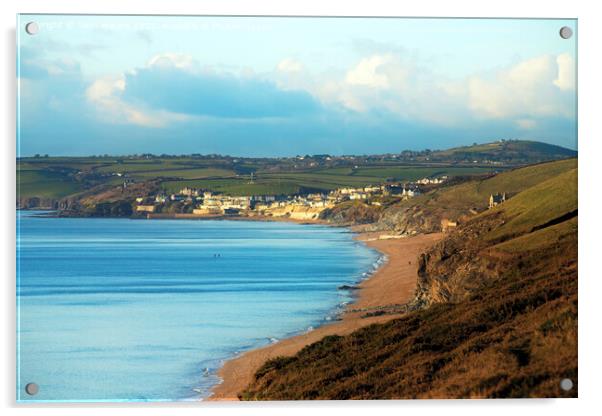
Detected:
left=209, top=231, right=444, bottom=400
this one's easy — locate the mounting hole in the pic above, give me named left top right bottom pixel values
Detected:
left=25, top=22, right=39, bottom=35
left=25, top=382, right=39, bottom=396
left=559, top=26, right=573, bottom=40
left=560, top=378, right=573, bottom=391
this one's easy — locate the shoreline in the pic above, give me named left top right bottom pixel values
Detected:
left=208, top=231, right=443, bottom=401
left=21, top=209, right=339, bottom=227
left=146, top=213, right=334, bottom=226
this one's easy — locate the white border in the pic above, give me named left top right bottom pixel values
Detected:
left=2, top=1, right=601, bottom=415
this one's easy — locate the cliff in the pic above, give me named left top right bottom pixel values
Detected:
left=413, top=167, right=577, bottom=307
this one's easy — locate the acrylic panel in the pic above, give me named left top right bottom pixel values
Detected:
left=16, top=14, right=578, bottom=402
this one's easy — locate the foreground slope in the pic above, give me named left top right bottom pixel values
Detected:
left=242, top=161, right=577, bottom=399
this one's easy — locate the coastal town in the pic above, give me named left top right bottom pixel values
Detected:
left=133, top=177, right=447, bottom=220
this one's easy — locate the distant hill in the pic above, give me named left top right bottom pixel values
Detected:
left=17, top=140, right=575, bottom=208
left=429, top=140, right=576, bottom=164
left=242, top=159, right=577, bottom=399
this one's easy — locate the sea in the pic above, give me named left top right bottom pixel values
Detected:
left=16, top=211, right=382, bottom=402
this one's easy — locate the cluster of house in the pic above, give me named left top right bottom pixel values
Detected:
left=134, top=177, right=446, bottom=217
left=415, top=176, right=448, bottom=185
left=334, top=181, right=426, bottom=201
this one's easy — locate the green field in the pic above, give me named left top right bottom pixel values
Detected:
left=127, top=167, right=237, bottom=180
left=16, top=141, right=573, bottom=200
left=15, top=157, right=505, bottom=199
left=95, top=161, right=198, bottom=173
left=17, top=170, right=84, bottom=199
left=82, top=158, right=502, bottom=196
left=346, top=166, right=494, bottom=180
left=158, top=165, right=496, bottom=196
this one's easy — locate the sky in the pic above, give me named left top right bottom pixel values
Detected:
left=17, top=15, right=577, bottom=156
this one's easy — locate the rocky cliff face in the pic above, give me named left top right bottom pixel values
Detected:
left=319, top=201, right=383, bottom=225
left=414, top=216, right=577, bottom=313
left=319, top=198, right=465, bottom=233
left=370, top=204, right=456, bottom=234
left=17, top=196, right=82, bottom=211
left=17, top=197, right=58, bottom=210
left=18, top=180, right=161, bottom=217
left=413, top=211, right=512, bottom=307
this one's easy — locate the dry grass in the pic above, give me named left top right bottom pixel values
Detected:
left=242, top=234, right=577, bottom=399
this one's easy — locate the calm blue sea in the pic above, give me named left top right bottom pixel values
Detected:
left=16, top=211, right=381, bottom=402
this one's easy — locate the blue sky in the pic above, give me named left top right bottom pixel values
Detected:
left=17, top=15, right=577, bottom=156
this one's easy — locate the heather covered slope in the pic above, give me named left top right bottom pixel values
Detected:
left=241, top=162, right=577, bottom=400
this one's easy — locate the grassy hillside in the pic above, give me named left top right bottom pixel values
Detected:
left=17, top=169, right=84, bottom=199
left=242, top=161, right=577, bottom=399
left=485, top=168, right=577, bottom=243
left=364, top=158, right=577, bottom=233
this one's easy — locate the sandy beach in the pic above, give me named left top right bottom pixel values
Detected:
left=209, top=231, right=443, bottom=400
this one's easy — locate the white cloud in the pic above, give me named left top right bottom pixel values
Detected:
left=467, top=54, right=575, bottom=120
left=284, top=54, right=461, bottom=124
left=272, top=52, right=575, bottom=130
left=554, top=53, right=576, bottom=91
left=507, top=55, right=556, bottom=86
left=345, top=54, right=393, bottom=88
left=147, top=53, right=198, bottom=72
left=86, top=76, right=125, bottom=102
left=86, top=75, right=189, bottom=128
